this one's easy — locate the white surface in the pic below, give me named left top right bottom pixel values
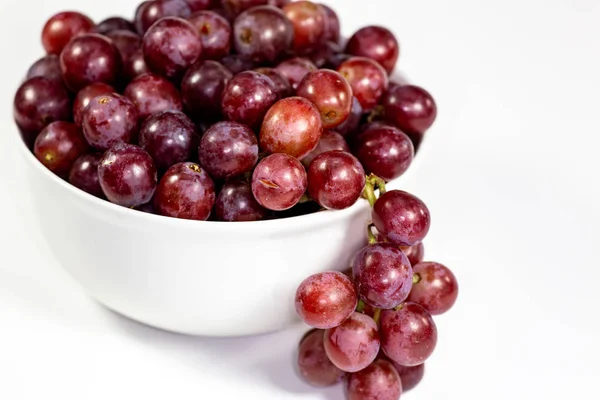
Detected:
left=1, top=0, right=599, bottom=398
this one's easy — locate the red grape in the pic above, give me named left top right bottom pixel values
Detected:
left=251, top=153, right=307, bottom=211
left=283, top=1, right=326, bottom=53
left=34, top=122, right=89, bottom=177
left=392, top=362, right=425, bottom=393
left=220, top=54, right=256, bottom=74
left=254, top=67, right=293, bottom=98
left=82, top=93, right=139, bottom=151
left=221, top=0, right=269, bottom=17
left=124, top=49, right=151, bottom=81
left=94, top=17, right=136, bottom=35
left=135, top=0, right=192, bottom=34
left=408, top=262, right=459, bottom=315
left=338, top=56, right=388, bottom=111
left=181, top=60, right=232, bottom=121
left=124, top=73, right=183, bottom=120
left=346, top=26, right=400, bottom=74
left=26, top=55, right=63, bottom=83
left=69, top=153, right=104, bottom=198
left=297, top=329, right=345, bottom=387
left=382, top=84, right=437, bottom=135
left=307, top=40, right=342, bottom=68
left=215, top=179, right=268, bottom=221
left=42, top=11, right=94, bottom=55
left=185, top=0, right=215, bottom=12
left=372, top=190, right=431, bottom=246
left=275, top=57, right=317, bottom=90
left=73, top=83, right=115, bottom=127
left=320, top=4, right=340, bottom=44
left=301, top=129, right=349, bottom=167
left=335, top=96, right=362, bottom=137
left=400, top=242, right=424, bottom=267
left=188, top=11, right=232, bottom=60
left=106, top=30, right=142, bottom=70
left=345, top=359, right=402, bottom=400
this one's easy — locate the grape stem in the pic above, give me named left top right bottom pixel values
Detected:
left=373, top=308, right=382, bottom=325
left=412, top=273, right=421, bottom=284
left=367, top=223, right=378, bottom=245
left=362, top=174, right=387, bottom=207
left=356, top=299, right=366, bottom=313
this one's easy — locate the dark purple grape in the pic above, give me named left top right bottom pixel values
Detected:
left=94, top=17, right=136, bottom=35
left=320, top=4, right=340, bottom=44
left=69, top=153, right=104, bottom=198
left=338, top=57, right=388, bottom=111
left=283, top=1, right=326, bottom=53
left=221, top=71, right=278, bottom=130
left=408, top=262, right=459, bottom=315
left=307, top=41, right=341, bottom=68
left=295, top=271, right=357, bottom=329
left=335, top=96, right=362, bottom=137
left=136, top=200, right=157, bottom=214
left=251, top=153, right=307, bottom=211
left=124, top=73, right=183, bottom=120
left=26, top=55, right=63, bottom=83
left=373, top=190, right=431, bottom=246
left=221, top=0, right=269, bottom=17
left=220, top=54, right=256, bottom=74
left=392, top=362, right=425, bottom=393
left=327, top=52, right=352, bottom=70
left=186, top=0, right=215, bottom=12
left=142, top=17, right=202, bottom=81
left=215, top=179, right=267, bottom=221
left=382, top=84, right=437, bottom=135
left=154, top=162, right=215, bottom=220
left=346, top=26, right=400, bottom=74
left=42, top=11, right=94, bottom=55
left=199, top=121, right=258, bottom=179
left=135, top=0, right=192, bottom=34
left=82, top=93, right=139, bottom=151
left=352, top=243, right=413, bottom=309
left=106, top=30, right=142, bottom=69
left=73, top=83, right=115, bottom=127
left=296, top=69, right=353, bottom=129
left=34, top=122, right=89, bottom=177
left=324, top=312, right=380, bottom=373
left=13, top=77, right=72, bottom=146
left=302, top=129, right=349, bottom=167
left=380, top=303, right=437, bottom=367
left=188, top=11, right=232, bottom=60
left=98, top=143, right=157, bottom=207
left=139, top=110, right=197, bottom=171
left=352, top=125, right=414, bottom=181
left=307, top=151, right=365, bottom=210
left=254, top=67, right=292, bottom=98
left=124, top=49, right=151, bottom=81
left=268, top=0, right=291, bottom=6
left=345, top=360, right=402, bottom=400
left=297, top=329, right=345, bottom=387
left=260, top=96, right=322, bottom=159
left=233, top=5, right=293, bottom=63
left=401, top=242, right=424, bottom=267
left=275, top=57, right=317, bottom=90
left=181, top=60, right=232, bottom=121
left=59, top=33, right=121, bottom=92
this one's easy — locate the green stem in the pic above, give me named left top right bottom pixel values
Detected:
left=367, top=223, right=378, bottom=245
left=363, top=179, right=377, bottom=207
left=373, top=308, right=382, bottom=325
left=356, top=299, right=366, bottom=313
left=412, top=273, right=422, bottom=285
left=393, top=303, right=405, bottom=312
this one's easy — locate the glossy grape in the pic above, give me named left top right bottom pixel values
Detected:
left=99, top=143, right=158, bottom=207
left=215, top=179, right=267, bottom=221
left=221, top=71, right=278, bottom=130
left=154, top=162, right=216, bottom=220
left=382, top=84, right=437, bottom=135
left=186, top=0, right=215, bottom=11
left=59, top=33, right=121, bottom=92
left=338, top=56, right=388, bottom=111
left=221, top=0, right=269, bottom=17
left=352, top=243, right=413, bottom=309
left=94, top=17, right=136, bottom=35
left=352, top=125, right=414, bottom=181
left=73, top=83, right=115, bottom=127
left=345, top=360, right=402, bottom=400
left=346, top=26, right=399, bottom=73
left=408, top=262, right=459, bottom=315
left=27, top=55, right=63, bottom=83
left=298, top=329, right=344, bottom=387
left=307, top=41, right=341, bottom=68
left=296, top=69, right=352, bottom=129
left=372, top=190, right=431, bottom=246
left=124, top=73, right=183, bottom=120
left=393, top=362, right=425, bottom=393
left=139, top=110, right=197, bottom=171
left=275, top=57, right=317, bottom=90
left=69, top=153, right=104, bottom=198
left=324, top=312, right=380, bottom=373
left=380, top=303, right=437, bottom=367
left=401, top=242, right=424, bottom=267
left=188, top=11, right=232, bottom=60
left=42, top=11, right=94, bottom=55
left=124, top=49, right=150, bottom=81
left=335, top=96, right=362, bottom=137
left=233, top=5, right=293, bottom=63
left=181, top=60, right=232, bottom=121
left=283, top=1, right=326, bottom=53
left=198, top=121, right=258, bottom=179
left=260, top=96, right=323, bottom=159
left=301, top=129, right=349, bottom=167
left=251, top=153, right=307, bottom=211
left=254, top=67, right=292, bottom=98
left=295, top=271, right=357, bottom=329
left=106, top=30, right=142, bottom=70
left=135, top=0, right=192, bottom=34
left=220, top=54, right=256, bottom=74
left=82, top=93, right=139, bottom=151
left=143, top=17, right=202, bottom=81
left=320, top=4, right=340, bottom=44
left=33, top=122, right=89, bottom=177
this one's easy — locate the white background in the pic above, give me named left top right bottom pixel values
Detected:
left=1, top=0, right=599, bottom=399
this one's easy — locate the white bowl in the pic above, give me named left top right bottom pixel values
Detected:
left=19, top=72, right=424, bottom=337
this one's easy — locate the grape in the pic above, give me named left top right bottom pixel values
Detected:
left=298, top=329, right=344, bottom=387
left=324, top=312, right=380, bottom=372
left=41, top=11, right=94, bottom=55
left=345, top=359, right=402, bottom=400
left=335, top=96, right=362, bottom=137
left=251, top=153, right=307, bottom=211
left=372, top=190, right=431, bottom=246
left=142, top=17, right=203, bottom=81
left=233, top=5, right=293, bottom=63
left=220, top=54, right=256, bottom=74
left=392, top=362, right=424, bottom=392
left=33, top=122, right=89, bottom=177
left=408, top=262, right=459, bottom=315
left=215, top=179, right=267, bottom=221
left=98, top=143, right=158, bottom=207
left=382, top=84, right=437, bottom=135
left=26, top=55, right=63, bottom=83
left=352, top=125, right=414, bottom=181
left=106, top=30, right=142, bottom=70
left=268, top=0, right=291, bottom=6
left=294, top=271, right=357, bottom=329
left=124, top=49, right=151, bottom=81
left=13, top=77, right=71, bottom=146
left=259, top=96, right=323, bottom=159
left=136, top=201, right=157, bottom=214
left=124, top=73, right=183, bottom=120
left=307, top=41, right=341, bottom=68
left=181, top=60, right=233, bottom=121
left=73, top=83, right=115, bottom=127
left=254, top=67, right=292, bottom=98
left=307, top=151, right=365, bottom=210
left=82, top=93, right=139, bottom=151
left=400, top=242, right=424, bottom=267
left=380, top=303, right=437, bottom=367
left=135, top=0, right=192, bottom=34
left=320, top=4, right=340, bottom=44
left=327, top=53, right=352, bottom=70
left=59, top=33, right=121, bottom=92
left=345, top=26, right=400, bottom=74
left=301, top=129, right=349, bottom=167
left=139, top=110, right=197, bottom=171
left=338, top=56, right=388, bottom=111
left=185, top=0, right=215, bottom=12
left=154, top=162, right=216, bottom=220
left=94, top=17, right=136, bottom=35
left=188, top=11, right=232, bottom=60
left=282, top=1, right=326, bottom=53
left=221, top=0, right=269, bottom=17
left=198, top=121, right=258, bottom=179
left=221, top=71, right=278, bottom=130
left=69, top=153, right=104, bottom=198
left=275, top=57, right=317, bottom=90
left=352, top=243, right=413, bottom=309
